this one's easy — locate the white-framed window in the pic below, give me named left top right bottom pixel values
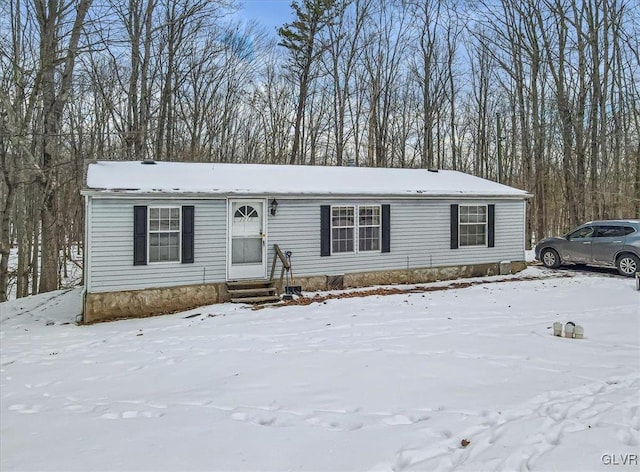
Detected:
left=459, top=205, right=487, bottom=247
left=332, top=206, right=355, bottom=253
left=149, top=206, right=181, bottom=262
left=358, top=205, right=381, bottom=251
left=331, top=205, right=381, bottom=254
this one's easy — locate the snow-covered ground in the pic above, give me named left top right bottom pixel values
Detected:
left=1, top=267, right=639, bottom=471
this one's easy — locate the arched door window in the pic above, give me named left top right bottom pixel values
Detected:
left=234, top=205, right=258, bottom=220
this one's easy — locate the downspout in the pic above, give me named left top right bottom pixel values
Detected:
left=79, top=193, right=91, bottom=324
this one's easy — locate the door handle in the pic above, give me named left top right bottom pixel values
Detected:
left=613, top=240, right=622, bottom=243
left=583, top=242, right=591, bottom=244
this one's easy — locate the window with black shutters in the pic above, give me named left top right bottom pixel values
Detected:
left=451, top=203, right=494, bottom=249
left=322, top=204, right=389, bottom=255
left=133, top=205, right=194, bottom=265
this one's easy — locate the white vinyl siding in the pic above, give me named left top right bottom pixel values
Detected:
left=88, top=198, right=226, bottom=293
left=87, top=196, right=526, bottom=294
left=267, top=198, right=525, bottom=277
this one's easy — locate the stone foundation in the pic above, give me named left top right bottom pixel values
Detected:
left=292, top=260, right=527, bottom=292
left=84, top=282, right=227, bottom=323
left=84, top=261, right=527, bottom=323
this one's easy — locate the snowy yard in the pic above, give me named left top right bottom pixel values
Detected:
left=1, top=267, right=639, bottom=471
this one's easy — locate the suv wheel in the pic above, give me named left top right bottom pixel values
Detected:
left=541, top=248, right=561, bottom=269
left=616, top=253, right=639, bottom=277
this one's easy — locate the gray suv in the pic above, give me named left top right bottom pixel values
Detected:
left=534, top=220, right=640, bottom=276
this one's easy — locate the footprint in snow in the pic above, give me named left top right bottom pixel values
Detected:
left=8, top=404, right=42, bottom=414
left=382, top=414, right=414, bottom=425
left=305, top=415, right=363, bottom=431
left=64, top=404, right=94, bottom=413
left=99, top=410, right=162, bottom=420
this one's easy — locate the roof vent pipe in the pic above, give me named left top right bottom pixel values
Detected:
left=141, top=159, right=157, bottom=165
left=427, top=168, right=438, bottom=173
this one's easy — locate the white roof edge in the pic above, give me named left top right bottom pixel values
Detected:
left=81, top=189, right=532, bottom=200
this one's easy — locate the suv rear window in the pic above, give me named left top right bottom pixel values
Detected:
left=594, top=226, right=636, bottom=237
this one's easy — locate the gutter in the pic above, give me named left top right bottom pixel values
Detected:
left=80, top=193, right=91, bottom=324
left=80, top=189, right=533, bottom=200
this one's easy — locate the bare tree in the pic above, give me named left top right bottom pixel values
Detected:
left=278, top=0, right=342, bottom=165
left=34, top=0, right=92, bottom=293
left=0, top=0, right=91, bottom=298
left=322, top=0, right=372, bottom=166
left=250, top=53, right=295, bottom=164
left=406, top=0, right=448, bottom=169
left=362, top=1, right=409, bottom=168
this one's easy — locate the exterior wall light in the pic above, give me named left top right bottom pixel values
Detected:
left=270, top=199, right=278, bottom=216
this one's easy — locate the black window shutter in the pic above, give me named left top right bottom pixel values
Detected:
left=320, top=205, right=331, bottom=256
left=133, top=206, right=147, bottom=265
left=182, top=206, right=195, bottom=263
left=488, top=204, right=495, bottom=248
left=450, top=204, right=459, bottom=249
left=381, top=204, right=391, bottom=253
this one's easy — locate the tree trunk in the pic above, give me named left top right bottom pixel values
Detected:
left=0, top=181, right=16, bottom=301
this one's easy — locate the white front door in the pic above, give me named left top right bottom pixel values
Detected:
left=228, top=199, right=267, bottom=280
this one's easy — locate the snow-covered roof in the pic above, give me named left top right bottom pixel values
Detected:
left=85, top=161, right=530, bottom=198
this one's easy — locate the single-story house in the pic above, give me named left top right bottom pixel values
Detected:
left=81, top=161, right=531, bottom=322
